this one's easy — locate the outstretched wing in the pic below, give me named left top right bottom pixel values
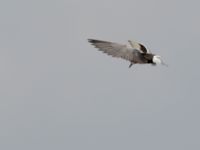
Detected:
left=128, top=40, right=148, bottom=53
left=88, top=39, right=135, bottom=62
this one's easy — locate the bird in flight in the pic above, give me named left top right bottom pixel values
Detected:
left=88, top=39, right=167, bottom=68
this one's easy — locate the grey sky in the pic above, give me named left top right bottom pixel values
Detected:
left=0, top=0, right=200, bottom=149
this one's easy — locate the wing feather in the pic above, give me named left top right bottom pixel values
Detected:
left=88, top=39, right=135, bottom=62
left=128, top=40, right=148, bottom=53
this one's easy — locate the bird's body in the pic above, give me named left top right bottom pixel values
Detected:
left=88, top=39, right=167, bottom=68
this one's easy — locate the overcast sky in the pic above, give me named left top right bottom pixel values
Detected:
left=0, top=0, right=200, bottom=150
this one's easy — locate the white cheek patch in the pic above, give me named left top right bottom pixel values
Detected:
left=153, top=56, right=162, bottom=64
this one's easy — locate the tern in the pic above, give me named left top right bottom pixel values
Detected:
left=88, top=39, right=167, bottom=68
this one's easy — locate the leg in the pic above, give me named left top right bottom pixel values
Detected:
left=129, top=63, right=133, bottom=68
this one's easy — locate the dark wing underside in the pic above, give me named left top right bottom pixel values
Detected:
left=128, top=40, right=148, bottom=53
left=139, top=43, right=148, bottom=53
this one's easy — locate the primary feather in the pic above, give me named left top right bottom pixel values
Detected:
left=88, top=39, right=146, bottom=63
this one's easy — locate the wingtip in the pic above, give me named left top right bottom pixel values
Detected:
left=88, top=39, right=96, bottom=45
left=88, top=39, right=104, bottom=45
left=88, top=39, right=96, bottom=43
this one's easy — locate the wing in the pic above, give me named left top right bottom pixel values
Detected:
left=88, top=39, right=135, bottom=62
left=143, top=53, right=154, bottom=60
left=128, top=40, right=148, bottom=53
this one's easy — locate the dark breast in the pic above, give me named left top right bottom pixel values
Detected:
left=142, top=53, right=154, bottom=64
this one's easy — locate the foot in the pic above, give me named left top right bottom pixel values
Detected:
left=129, top=63, right=133, bottom=68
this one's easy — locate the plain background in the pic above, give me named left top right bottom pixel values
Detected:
left=0, top=0, right=200, bottom=149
